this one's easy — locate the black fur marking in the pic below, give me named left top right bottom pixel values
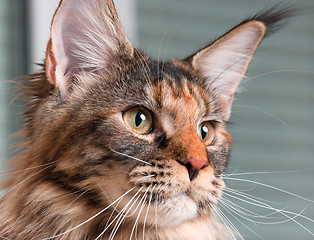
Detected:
left=86, top=117, right=105, bottom=134
left=155, top=132, right=169, bottom=149
left=78, top=155, right=113, bottom=170
left=185, top=162, right=199, bottom=182
left=157, top=164, right=164, bottom=169
left=43, top=169, right=103, bottom=208
left=185, top=4, right=297, bottom=61
left=244, top=4, right=298, bottom=37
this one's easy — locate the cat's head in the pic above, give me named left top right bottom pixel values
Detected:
left=24, top=0, right=293, bottom=231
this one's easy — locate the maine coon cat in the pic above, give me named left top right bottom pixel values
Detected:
left=0, top=0, right=296, bottom=239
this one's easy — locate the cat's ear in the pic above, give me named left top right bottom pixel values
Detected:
left=46, top=0, right=133, bottom=99
left=189, top=21, right=266, bottom=121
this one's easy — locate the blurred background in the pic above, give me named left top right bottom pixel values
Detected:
left=0, top=0, right=313, bottom=239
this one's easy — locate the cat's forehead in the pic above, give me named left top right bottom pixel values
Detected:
left=143, top=60, right=210, bottom=131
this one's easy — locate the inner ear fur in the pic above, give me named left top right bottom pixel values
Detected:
left=45, top=0, right=133, bottom=99
left=189, top=21, right=266, bottom=121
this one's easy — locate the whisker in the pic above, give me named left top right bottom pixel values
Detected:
left=154, top=189, right=159, bottom=234
left=143, top=184, right=156, bottom=240
left=208, top=52, right=253, bottom=92
left=148, top=184, right=163, bottom=232
left=212, top=204, right=240, bottom=240
left=224, top=176, right=314, bottom=203
left=0, top=164, right=54, bottom=200
left=223, top=168, right=314, bottom=177
left=218, top=199, right=265, bottom=240
left=109, top=146, right=152, bottom=166
left=222, top=191, right=286, bottom=219
left=0, top=161, right=56, bottom=177
left=209, top=204, right=224, bottom=240
left=129, top=186, right=151, bottom=240
left=108, top=203, right=129, bottom=240
left=232, top=104, right=293, bottom=131
left=241, top=69, right=314, bottom=85
left=224, top=189, right=314, bottom=224
left=225, top=187, right=290, bottom=205
left=161, top=14, right=186, bottom=73
left=157, top=2, right=184, bottom=81
left=223, top=191, right=314, bottom=236
left=221, top=196, right=304, bottom=225
left=101, top=174, right=155, bottom=233
left=106, top=188, right=144, bottom=240
left=97, top=184, right=123, bottom=231
left=0, top=235, right=11, bottom=240
left=62, top=189, right=89, bottom=212
left=43, top=187, right=136, bottom=240
left=133, top=49, right=153, bottom=92
left=97, top=187, right=144, bottom=240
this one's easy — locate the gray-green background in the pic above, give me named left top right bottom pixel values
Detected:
left=1, top=0, right=313, bottom=239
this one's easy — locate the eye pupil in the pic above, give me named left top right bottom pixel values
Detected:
left=135, top=112, right=146, bottom=127
left=123, top=107, right=153, bottom=135
left=201, top=125, right=208, bottom=139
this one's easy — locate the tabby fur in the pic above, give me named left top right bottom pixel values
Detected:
left=0, top=0, right=294, bottom=239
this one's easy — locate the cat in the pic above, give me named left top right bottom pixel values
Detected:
left=0, top=0, right=296, bottom=239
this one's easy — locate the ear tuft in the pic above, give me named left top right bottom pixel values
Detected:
left=244, top=4, right=298, bottom=37
left=188, top=5, right=296, bottom=121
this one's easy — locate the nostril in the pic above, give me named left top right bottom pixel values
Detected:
left=186, top=163, right=199, bottom=181
left=176, top=157, right=207, bottom=181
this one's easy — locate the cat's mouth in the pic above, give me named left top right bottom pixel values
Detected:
left=121, top=160, right=225, bottom=227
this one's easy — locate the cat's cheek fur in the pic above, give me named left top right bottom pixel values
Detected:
left=126, top=159, right=225, bottom=228
left=209, top=128, right=233, bottom=174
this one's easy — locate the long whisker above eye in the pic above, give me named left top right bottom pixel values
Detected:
left=133, top=49, right=153, bottom=93
left=241, top=69, right=314, bottom=85
left=109, top=146, right=152, bottom=166
left=231, top=104, right=293, bottom=131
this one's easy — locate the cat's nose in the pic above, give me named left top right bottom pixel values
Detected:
left=186, top=157, right=207, bottom=181
left=178, top=157, right=208, bottom=181
left=188, top=157, right=207, bottom=170
left=176, top=128, right=209, bottom=181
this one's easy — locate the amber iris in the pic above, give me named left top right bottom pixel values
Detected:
left=123, top=107, right=153, bottom=135
left=198, top=121, right=215, bottom=145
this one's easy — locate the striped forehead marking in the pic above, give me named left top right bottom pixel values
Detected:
left=151, top=78, right=209, bottom=137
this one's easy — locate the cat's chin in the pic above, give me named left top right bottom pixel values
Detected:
left=152, top=194, right=199, bottom=227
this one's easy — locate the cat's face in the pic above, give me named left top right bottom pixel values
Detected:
left=37, top=53, right=230, bottom=227
left=96, top=58, right=231, bottom=227
left=25, top=0, right=273, bottom=233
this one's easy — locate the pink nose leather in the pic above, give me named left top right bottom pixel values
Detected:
left=188, top=157, right=207, bottom=170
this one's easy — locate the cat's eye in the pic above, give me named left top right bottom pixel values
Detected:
left=198, top=121, right=215, bottom=145
left=123, top=107, right=153, bottom=135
